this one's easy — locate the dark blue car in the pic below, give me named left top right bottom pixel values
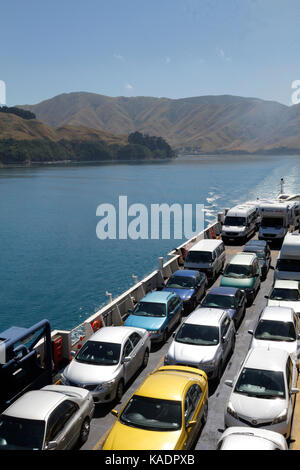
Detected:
left=162, top=269, right=207, bottom=313
left=200, top=286, right=246, bottom=327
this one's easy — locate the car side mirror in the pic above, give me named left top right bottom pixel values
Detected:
left=290, top=388, right=299, bottom=395
left=219, top=270, right=224, bottom=275
left=187, top=420, right=197, bottom=429
left=111, top=409, right=119, bottom=417
left=248, top=329, right=253, bottom=335
left=46, top=441, right=57, bottom=450
left=172, top=332, right=176, bottom=337
left=225, top=380, right=233, bottom=387
left=123, top=356, right=131, bottom=363
left=264, top=295, right=269, bottom=299
left=70, top=350, right=76, bottom=358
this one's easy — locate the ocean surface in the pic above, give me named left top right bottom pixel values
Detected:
left=1, top=154, right=300, bottom=333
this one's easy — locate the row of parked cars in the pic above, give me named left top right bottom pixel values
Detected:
left=219, top=231, right=300, bottom=450
left=1, top=230, right=299, bottom=450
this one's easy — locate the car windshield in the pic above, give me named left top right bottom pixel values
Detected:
left=132, top=301, right=166, bottom=317
left=276, top=259, right=300, bottom=272
left=261, top=217, right=284, bottom=228
left=120, top=395, right=182, bottom=431
left=201, top=293, right=235, bottom=309
left=185, top=251, right=212, bottom=263
left=224, top=216, right=246, bottom=227
left=224, top=264, right=252, bottom=278
left=175, top=323, right=219, bottom=346
left=76, top=340, right=121, bottom=365
left=0, top=415, right=45, bottom=450
left=254, top=320, right=296, bottom=342
left=269, top=288, right=299, bottom=301
left=166, top=276, right=196, bottom=289
left=234, top=367, right=285, bottom=399
left=244, top=248, right=265, bottom=259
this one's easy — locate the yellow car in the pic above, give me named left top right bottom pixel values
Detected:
left=102, top=365, right=208, bottom=450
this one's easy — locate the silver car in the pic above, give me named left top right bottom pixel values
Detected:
left=224, top=347, right=299, bottom=439
left=61, top=326, right=151, bottom=403
left=164, top=307, right=236, bottom=382
left=0, top=385, right=95, bottom=450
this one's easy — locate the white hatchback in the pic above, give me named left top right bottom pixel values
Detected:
left=266, top=279, right=300, bottom=316
left=224, top=347, right=299, bottom=439
left=248, top=306, right=300, bottom=366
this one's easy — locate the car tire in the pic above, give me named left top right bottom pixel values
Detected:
left=78, top=417, right=90, bottom=446
left=116, top=379, right=124, bottom=402
left=142, top=349, right=149, bottom=369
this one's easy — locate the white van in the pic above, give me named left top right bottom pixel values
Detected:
left=184, top=239, right=226, bottom=281
left=258, top=201, right=294, bottom=243
left=275, top=233, right=300, bottom=281
left=221, top=204, right=258, bottom=244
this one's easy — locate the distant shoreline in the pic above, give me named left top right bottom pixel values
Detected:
left=1, top=151, right=300, bottom=169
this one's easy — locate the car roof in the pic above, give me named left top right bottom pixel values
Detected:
left=2, top=389, right=65, bottom=420
left=219, top=428, right=286, bottom=450
left=243, top=347, right=289, bottom=371
left=185, top=307, right=227, bottom=326
left=90, top=326, right=145, bottom=343
left=273, top=279, right=300, bottom=289
left=172, top=269, right=199, bottom=278
left=135, top=366, right=205, bottom=401
left=229, top=252, right=256, bottom=265
left=246, top=240, right=267, bottom=247
left=187, top=239, right=223, bottom=252
left=226, top=204, right=256, bottom=217
left=141, top=291, right=175, bottom=303
left=243, top=246, right=264, bottom=253
left=260, top=306, right=295, bottom=322
left=208, top=286, right=239, bottom=296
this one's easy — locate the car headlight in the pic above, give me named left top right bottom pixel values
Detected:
left=272, top=408, right=288, bottom=425
left=60, top=373, right=69, bottom=385
left=226, top=402, right=238, bottom=419
left=201, top=359, right=216, bottom=367
left=96, top=378, right=117, bottom=392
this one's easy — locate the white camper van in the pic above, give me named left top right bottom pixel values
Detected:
left=184, top=239, right=225, bottom=281
left=275, top=233, right=300, bottom=281
left=221, top=204, right=258, bottom=244
left=258, top=201, right=298, bottom=242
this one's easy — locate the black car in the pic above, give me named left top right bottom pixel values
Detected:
left=200, top=286, right=247, bottom=328
left=243, top=240, right=271, bottom=280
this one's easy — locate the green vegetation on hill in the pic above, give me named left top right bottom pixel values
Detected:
left=0, top=114, right=176, bottom=165
left=0, top=106, right=36, bottom=120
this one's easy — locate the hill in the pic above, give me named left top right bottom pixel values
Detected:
left=18, top=92, right=300, bottom=154
left=0, top=112, right=175, bottom=165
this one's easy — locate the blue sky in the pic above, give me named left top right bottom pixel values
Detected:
left=1, top=0, right=300, bottom=106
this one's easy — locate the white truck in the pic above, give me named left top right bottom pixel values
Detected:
left=258, top=201, right=298, bottom=243
left=274, top=232, right=300, bottom=281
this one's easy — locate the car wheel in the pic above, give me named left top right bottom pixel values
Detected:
left=142, top=349, right=149, bottom=368
left=116, top=379, right=124, bottom=402
left=78, top=417, right=90, bottom=446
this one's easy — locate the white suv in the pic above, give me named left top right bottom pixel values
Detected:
left=224, top=347, right=299, bottom=439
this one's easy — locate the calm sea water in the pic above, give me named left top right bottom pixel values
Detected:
left=1, top=154, right=300, bottom=332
